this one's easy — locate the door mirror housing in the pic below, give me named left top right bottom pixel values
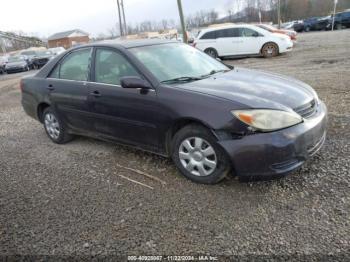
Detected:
left=120, top=76, right=152, bottom=90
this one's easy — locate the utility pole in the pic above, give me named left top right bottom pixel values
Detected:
left=332, top=0, right=338, bottom=31
left=177, top=0, right=188, bottom=43
left=117, top=0, right=124, bottom=37
left=277, top=0, right=281, bottom=29
left=121, top=0, right=127, bottom=36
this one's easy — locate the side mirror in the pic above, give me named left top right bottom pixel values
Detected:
left=120, top=76, right=152, bottom=90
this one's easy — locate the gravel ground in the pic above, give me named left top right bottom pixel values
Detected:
left=0, top=30, right=349, bottom=260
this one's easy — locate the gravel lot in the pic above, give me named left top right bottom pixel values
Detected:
left=1, top=30, right=349, bottom=259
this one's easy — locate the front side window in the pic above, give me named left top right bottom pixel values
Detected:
left=240, top=28, right=259, bottom=37
left=130, top=43, right=228, bottom=83
left=94, top=49, right=140, bottom=85
left=59, top=48, right=92, bottom=81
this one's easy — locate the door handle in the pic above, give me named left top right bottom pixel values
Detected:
left=90, top=90, right=101, bottom=97
left=47, top=84, right=55, bottom=91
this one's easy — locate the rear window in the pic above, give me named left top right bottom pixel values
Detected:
left=200, top=31, right=216, bottom=40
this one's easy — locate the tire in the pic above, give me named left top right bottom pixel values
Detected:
left=261, top=42, right=279, bottom=58
left=204, top=48, right=218, bottom=59
left=171, top=124, right=231, bottom=184
left=43, top=107, right=73, bottom=144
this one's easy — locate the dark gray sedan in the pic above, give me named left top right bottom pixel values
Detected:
left=21, top=40, right=327, bottom=184
left=6, top=56, right=30, bottom=73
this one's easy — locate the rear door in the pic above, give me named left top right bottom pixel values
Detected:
left=46, top=47, right=93, bottom=132
left=87, top=47, right=160, bottom=149
left=216, top=28, right=241, bottom=56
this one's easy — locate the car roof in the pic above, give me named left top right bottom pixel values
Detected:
left=198, top=24, right=260, bottom=34
left=71, top=39, right=178, bottom=50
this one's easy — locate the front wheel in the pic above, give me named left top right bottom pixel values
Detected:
left=43, top=107, right=73, bottom=144
left=261, top=42, right=279, bottom=58
left=172, top=124, right=231, bottom=184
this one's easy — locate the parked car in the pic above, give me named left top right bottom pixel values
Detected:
left=19, top=50, right=37, bottom=69
left=21, top=41, right=327, bottom=184
left=48, top=47, right=66, bottom=56
left=32, top=50, right=54, bottom=69
left=5, top=55, right=30, bottom=73
left=303, top=17, right=329, bottom=32
left=0, top=56, right=8, bottom=74
left=194, top=24, right=293, bottom=58
left=256, top=24, right=297, bottom=41
left=281, top=21, right=304, bottom=32
left=327, top=10, right=350, bottom=30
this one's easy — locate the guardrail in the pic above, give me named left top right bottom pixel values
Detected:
left=0, top=31, right=46, bottom=54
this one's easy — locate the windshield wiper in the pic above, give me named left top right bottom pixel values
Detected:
left=201, top=69, right=230, bottom=78
left=161, top=76, right=203, bottom=84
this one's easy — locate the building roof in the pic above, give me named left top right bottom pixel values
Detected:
left=48, top=29, right=89, bottom=41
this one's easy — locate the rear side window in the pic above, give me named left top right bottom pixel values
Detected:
left=50, top=48, right=92, bottom=81
left=200, top=31, right=216, bottom=40
left=94, top=49, right=140, bottom=85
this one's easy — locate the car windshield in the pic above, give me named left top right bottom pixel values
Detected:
left=129, top=43, right=229, bottom=83
left=36, top=50, right=52, bottom=56
left=21, top=51, right=36, bottom=56
left=8, top=56, right=25, bottom=62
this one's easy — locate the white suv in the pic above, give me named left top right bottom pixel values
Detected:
left=194, top=24, right=293, bottom=58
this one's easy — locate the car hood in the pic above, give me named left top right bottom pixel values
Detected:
left=6, top=61, right=26, bottom=67
left=177, top=68, right=317, bottom=111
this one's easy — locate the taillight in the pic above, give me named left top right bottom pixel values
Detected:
left=20, top=80, right=24, bottom=92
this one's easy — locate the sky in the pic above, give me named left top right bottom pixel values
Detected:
left=0, top=0, right=237, bottom=38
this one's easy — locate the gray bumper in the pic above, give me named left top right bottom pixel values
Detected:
left=219, top=101, right=327, bottom=177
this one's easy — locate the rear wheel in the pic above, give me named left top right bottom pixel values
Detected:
left=172, top=124, right=231, bottom=184
left=204, top=48, right=218, bottom=59
left=43, top=107, right=73, bottom=144
left=261, top=42, right=279, bottom=58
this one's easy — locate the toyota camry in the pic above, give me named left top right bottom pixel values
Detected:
left=21, top=40, right=327, bottom=184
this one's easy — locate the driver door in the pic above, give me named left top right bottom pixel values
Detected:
left=87, top=48, right=160, bottom=149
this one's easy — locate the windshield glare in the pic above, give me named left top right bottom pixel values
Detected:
left=130, top=43, right=228, bottom=82
left=36, top=51, right=52, bottom=56
left=8, top=56, right=25, bottom=62
left=21, top=51, right=36, bottom=56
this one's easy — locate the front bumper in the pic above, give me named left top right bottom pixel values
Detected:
left=219, top=101, right=327, bottom=177
left=6, top=67, right=26, bottom=73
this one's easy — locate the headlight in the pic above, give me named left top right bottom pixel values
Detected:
left=232, top=109, right=303, bottom=132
